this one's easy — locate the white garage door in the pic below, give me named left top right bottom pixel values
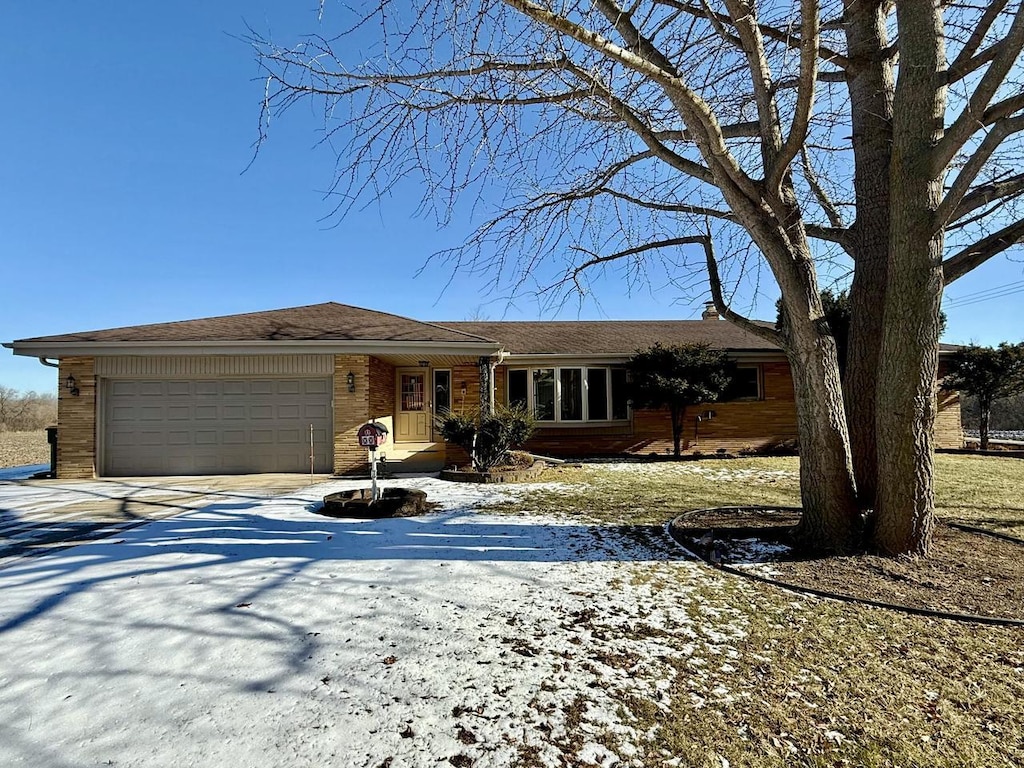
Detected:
left=103, top=378, right=333, bottom=476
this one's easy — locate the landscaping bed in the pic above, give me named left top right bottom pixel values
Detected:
left=670, top=507, right=1024, bottom=622
left=440, top=462, right=547, bottom=484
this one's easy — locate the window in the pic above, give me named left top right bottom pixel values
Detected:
left=560, top=368, right=583, bottom=421
left=433, top=370, right=451, bottom=414
left=534, top=368, right=555, bottom=421
left=724, top=366, right=761, bottom=401
left=610, top=369, right=629, bottom=419
left=509, top=366, right=629, bottom=423
left=587, top=369, right=608, bottom=420
left=400, top=373, right=425, bottom=411
left=508, top=369, right=528, bottom=410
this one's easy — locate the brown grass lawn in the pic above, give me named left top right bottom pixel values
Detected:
left=489, top=455, right=1024, bottom=767
left=0, top=430, right=49, bottom=468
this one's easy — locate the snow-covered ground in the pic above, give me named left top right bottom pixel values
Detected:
left=0, top=464, right=48, bottom=481
left=0, top=476, right=753, bottom=768
left=964, top=429, right=1024, bottom=442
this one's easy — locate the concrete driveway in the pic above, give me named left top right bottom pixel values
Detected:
left=0, top=474, right=722, bottom=768
left=0, top=473, right=330, bottom=564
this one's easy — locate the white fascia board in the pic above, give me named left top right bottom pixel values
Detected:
left=9, top=340, right=503, bottom=358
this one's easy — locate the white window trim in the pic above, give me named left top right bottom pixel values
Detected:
left=509, top=366, right=630, bottom=425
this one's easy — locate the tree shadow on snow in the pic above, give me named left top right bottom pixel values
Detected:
left=0, top=496, right=679, bottom=636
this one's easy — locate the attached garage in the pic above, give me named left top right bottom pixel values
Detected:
left=89, top=354, right=339, bottom=476
left=102, top=376, right=333, bottom=476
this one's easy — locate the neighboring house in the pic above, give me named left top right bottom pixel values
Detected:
left=5, top=302, right=963, bottom=479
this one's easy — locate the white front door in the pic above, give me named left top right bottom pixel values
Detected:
left=395, top=370, right=430, bottom=442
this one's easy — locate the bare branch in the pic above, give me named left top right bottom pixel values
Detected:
left=805, top=223, right=850, bottom=245
left=503, top=0, right=761, bottom=203
left=768, top=0, right=820, bottom=193
left=801, top=146, right=843, bottom=228
left=560, top=59, right=716, bottom=183
left=599, top=188, right=735, bottom=218
left=946, top=0, right=1010, bottom=83
left=702, top=233, right=785, bottom=345
left=934, top=2, right=1024, bottom=172
left=719, top=0, right=784, bottom=162
left=951, top=172, right=1024, bottom=223
left=935, top=115, right=1024, bottom=228
left=655, top=0, right=852, bottom=70
left=568, top=237, right=708, bottom=277
left=982, top=93, right=1024, bottom=125
left=654, top=121, right=761, bottom=142
left=943, top=218, right=1024, bottom=284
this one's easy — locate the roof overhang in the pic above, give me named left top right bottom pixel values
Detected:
left=5, top=339, right=504, bottom=358
left=501, top=349, right=787, bottom=366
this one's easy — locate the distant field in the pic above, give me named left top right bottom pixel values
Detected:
left=0, top=430, right=49, bottom=468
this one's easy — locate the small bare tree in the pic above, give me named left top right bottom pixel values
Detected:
left=0, top=387, right=57, bottom=432
left=251, top=0, right=1024, bottom=554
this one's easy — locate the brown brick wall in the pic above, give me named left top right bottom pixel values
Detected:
left=333, top=355, right=371, bottom=475
left=57, top=357, right=97, bottom=479
left=935, top=360, right=964, bottom=449
left=451, top=364, right=482, bottom=416
left=369, top=357, right=395, bottom=418
left=494, top=361, right=800, bottom=457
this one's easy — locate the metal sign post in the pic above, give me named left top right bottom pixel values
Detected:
left=356, top=422, right=389, bottom=502
left=369, top=446, right=379, bottom=501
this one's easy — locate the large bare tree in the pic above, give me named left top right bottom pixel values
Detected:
left=251, top=0, right=1024, bottom=554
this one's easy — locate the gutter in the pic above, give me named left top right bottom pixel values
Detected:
left=8, top=339, right=504, bottom=358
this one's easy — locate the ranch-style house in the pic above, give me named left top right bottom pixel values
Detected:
left=5, top=302, right=963, bottom=478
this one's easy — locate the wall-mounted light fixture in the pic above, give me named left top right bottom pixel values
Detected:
left=346, top=371, right=356, bottom=393
left=460, top=382, right=468, bottom=397
left=65, top=374, right=80, bottom=397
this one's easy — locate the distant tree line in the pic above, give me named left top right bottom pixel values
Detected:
left=0, top=386, right=57, bottom=431
left=961, top=393, right=1024, bottom=432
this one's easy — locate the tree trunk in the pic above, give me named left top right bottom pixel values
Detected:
left=873, top=0, right=946, bottom=556
left=843, top=0, right=895, bottom=512
left=787, top=320, right=862, bottom=552
left=671, top=405, right=684, bottom=457
left=979, top=400, right=991, bottom=450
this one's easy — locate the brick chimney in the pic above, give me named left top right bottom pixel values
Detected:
left=701, top=301, right=720, bottom=320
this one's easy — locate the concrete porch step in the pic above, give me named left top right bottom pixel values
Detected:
left=380, top=442, right=446, bottom=473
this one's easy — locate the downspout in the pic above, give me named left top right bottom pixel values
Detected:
left=38, top=358, right=61, bottom=478
left=489, top=350, right=507, bottom=411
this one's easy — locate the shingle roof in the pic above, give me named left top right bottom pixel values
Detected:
left=434, top=319, right=782, bottom=355
left=14, top=302, right=962, bottom=356
left=18, top=303, right=496, bottom=345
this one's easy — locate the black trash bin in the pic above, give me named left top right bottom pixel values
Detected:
left=45, top=425, right=58, bottom=478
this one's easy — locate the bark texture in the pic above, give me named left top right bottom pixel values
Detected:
left=843, top=0, right=895, bottom=513
left=874, top=0, right=946, bottom=555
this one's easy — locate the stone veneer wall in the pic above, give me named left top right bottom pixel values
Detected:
left=57, top=357, right=97, bottom=479
left=333, top=355, right=371, bottom=475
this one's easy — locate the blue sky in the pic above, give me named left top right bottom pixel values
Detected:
left=2, top=2, right=1022, bottom=393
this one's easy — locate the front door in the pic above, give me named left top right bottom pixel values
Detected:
left=396, top=369, right=430, bottom=442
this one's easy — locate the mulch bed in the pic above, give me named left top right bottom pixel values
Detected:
left=671, top=507, right=1024, bottom=622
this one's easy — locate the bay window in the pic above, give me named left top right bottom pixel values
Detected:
left=509, top=366, right=629, bottom=423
